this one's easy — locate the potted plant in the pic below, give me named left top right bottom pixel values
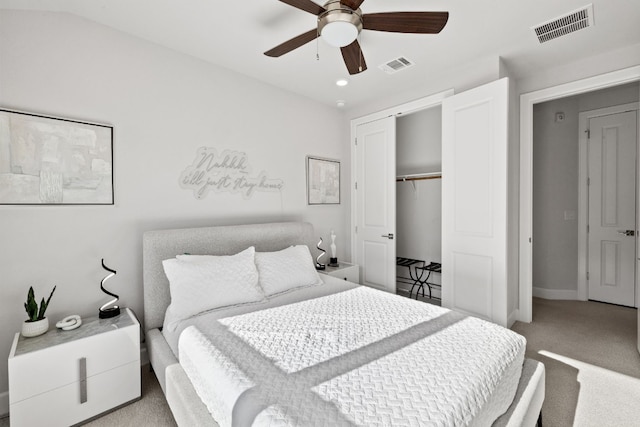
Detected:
left=22, top=285, right=56, bottom=338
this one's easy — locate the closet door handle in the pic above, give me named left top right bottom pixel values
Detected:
left=381, top=233, right=394, bottom=240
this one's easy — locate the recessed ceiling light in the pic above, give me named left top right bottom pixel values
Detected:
left=336, top=100, right=346, bottom=108
left=336, top=79, right=349, bottom=87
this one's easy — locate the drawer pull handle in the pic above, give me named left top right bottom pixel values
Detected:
left=79, top=357, right=87, bottom=404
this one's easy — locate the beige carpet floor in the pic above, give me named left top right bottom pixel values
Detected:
left=1, top=298, right=638, bottom=426
left=512, top=298, right=640, bottom=427
left=82, top=367, right=176, bottom=427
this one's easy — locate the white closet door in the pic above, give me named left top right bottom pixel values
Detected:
left=355, top=116, right=397, bottom=292
left=442, top=78, right=509, bottom=326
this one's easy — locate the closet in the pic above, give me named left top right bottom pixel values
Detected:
left=395, top=106, right=442, bottom=302
left=353, top=78, right=511, bottom=326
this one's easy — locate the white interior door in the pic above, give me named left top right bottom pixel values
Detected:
left=442, top=78, right=509, bottom=326
left=588, top=110, right=637, bottom=307
left=354, top=116, right=396, bottom=292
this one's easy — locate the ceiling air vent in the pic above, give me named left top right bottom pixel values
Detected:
left=379, top=56, right=414, bottom=74
left=533, top=4, right=594, bottom=43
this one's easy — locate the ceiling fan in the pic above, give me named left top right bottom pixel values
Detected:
left=264, top=0, right=449, bottom=75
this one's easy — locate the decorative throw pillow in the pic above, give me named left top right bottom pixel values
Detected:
left=163, top=246, right=263, bottom=320
left=254, top=245, right=323, bottom=296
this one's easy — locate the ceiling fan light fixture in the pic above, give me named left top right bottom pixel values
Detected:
left=318, top=0, right=363, bottom=48
left=321, top=21, right=358, bottom=47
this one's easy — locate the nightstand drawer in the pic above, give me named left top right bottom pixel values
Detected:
left=319, top=262, right=360, bottom=283
left=333, top=267, right=359, bottom=283
left=9, top=360, right=140, bottom=427
left=9, top=324, right=138, bottom=404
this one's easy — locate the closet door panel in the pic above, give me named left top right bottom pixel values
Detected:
left=442, top=78, right=509, bottom=326
left=355, top=116, right=397, bottom=292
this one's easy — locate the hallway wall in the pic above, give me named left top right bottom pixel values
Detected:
left=532, top=82, right=639, bottom=297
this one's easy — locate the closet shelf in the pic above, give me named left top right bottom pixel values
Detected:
left=396, top=172, right=442, bottom=182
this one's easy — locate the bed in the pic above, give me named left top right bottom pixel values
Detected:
left=143, top=221, right=545, bottom=426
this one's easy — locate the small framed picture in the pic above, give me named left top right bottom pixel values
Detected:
left=306, top=156, right=340, bottom=205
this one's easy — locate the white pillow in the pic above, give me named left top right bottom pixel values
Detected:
left=254, top=245, right=323, bottom=296
left=163, top=246, right=263, bottom=320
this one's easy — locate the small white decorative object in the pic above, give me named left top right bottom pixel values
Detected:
left=56, top=315, right=82, bottom=331
left=330, top=230, right=337, bottom=258
left=329, top=230, right=339, bottom=267
left=22, top=317, right=49, bottom=338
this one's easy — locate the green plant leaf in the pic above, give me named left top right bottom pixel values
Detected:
left=24, top=286, right=38, bottom=322
left=37, top=297, right=46, bottom=320
left=37, top=286, right=56, bottom=320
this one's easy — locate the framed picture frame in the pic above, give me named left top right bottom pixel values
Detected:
left=306, top=156, right=340, bottom=205
left=0, top=109, right=114, bottom=205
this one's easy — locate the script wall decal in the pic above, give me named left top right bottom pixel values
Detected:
left=179, top=147, right=284, bottom=199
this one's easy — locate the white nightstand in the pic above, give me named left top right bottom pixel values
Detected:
left=319, top=261, right=360, bottom=283
left=8, top=308, right=141, bottom=427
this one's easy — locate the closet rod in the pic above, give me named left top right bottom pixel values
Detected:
left=396, top=173, right=442, bottom=182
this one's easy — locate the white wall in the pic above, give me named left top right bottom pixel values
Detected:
left=532, top=97, right=580, bottom=293
left=517, top=42, right=640, bottom=95
left=0, top=10, right=349, bottom=404
left=532, top=83, right=639, bottom=296
left=396, top=107, right=442, bottom=176
left=395, top=107, right=442, bottom=295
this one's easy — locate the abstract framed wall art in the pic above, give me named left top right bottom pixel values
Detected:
left=306, top=156, right=340, bottom=205
left=0, top=109, right=114, bottom=205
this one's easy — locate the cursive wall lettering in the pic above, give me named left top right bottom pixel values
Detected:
left=179, top=147, right=284, bottom=199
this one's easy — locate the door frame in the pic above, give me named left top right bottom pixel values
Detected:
left=578, top=102, right=639, bottom=302
left=519, top=65, right=640, bottom=323
left=350, top=89, right=454, bottom=263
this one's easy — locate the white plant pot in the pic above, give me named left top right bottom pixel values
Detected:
left=22, top=318, right=49, bottom=338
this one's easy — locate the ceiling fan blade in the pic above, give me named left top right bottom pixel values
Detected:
left=278, top=0, right=325, bottom=16
left=264, top=29, right=318, bottom=57
left=341, top=40, right=367, bottom=75
left=341, top=0, right=365, bottom=10
left=363, top=12, right=449, bottom=34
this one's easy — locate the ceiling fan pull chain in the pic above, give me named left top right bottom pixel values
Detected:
left=358, top=33, right=362, bottom=72
left=316, top=26, right=320, bottom=61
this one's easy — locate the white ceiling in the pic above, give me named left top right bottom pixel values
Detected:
left=2, top=0, right=640, bottom=109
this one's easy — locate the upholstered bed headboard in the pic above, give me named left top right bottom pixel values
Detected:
left=142, top=221, right=316, bottom=331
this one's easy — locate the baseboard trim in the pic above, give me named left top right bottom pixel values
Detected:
left=0, top=390, right=8, bottom=418
left=532, top=287, right=578, bottom=300
left=508, top=309, right=520, bottom=328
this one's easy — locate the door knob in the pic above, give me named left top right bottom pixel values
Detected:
left=617, top=230, right=636, bottom=236
left=381, top=233, right=394, bottom=240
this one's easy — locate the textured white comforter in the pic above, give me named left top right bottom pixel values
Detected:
left=179, top=285, right=526, bottom=427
